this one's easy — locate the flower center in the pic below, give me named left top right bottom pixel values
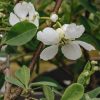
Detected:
left=56, top=28, right=72, bottom=46
left=60, top=37, right=71, bottom=46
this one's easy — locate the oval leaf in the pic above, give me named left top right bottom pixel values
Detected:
left=15, top=66, right=30, bottom=89
left=43, top=86, right=55, bottom=100
left=2, top=21, right=37, bottom=46
left=61, top=83, right=84, bottom=100
left=29, top=81, right=59, bottom=88
left=5, top=76, right=25, bottom=89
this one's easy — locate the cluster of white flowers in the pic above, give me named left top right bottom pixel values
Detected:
left=9, top=1, right=95, bottom=61
left=37, top=24, right=95, bottom=60
left=9, top=2, right=39, bottom=27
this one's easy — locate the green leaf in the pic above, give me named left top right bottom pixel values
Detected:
left=15, top=66, right=30, bottom=89
left=2, top=21, right=37, bottom=46
left=5, top=76, right=25, bottom=89
left=29, top=81, right=59, bottom=88
left=81, top=93, right=100, bottom=100
left=24, top=37, right=39, bottom=51
left=34, top=76, right=62, bottom=89
left=87, top=87, right=100, bottom=98
left=79, top=16, right=91, bottom=33
left=61, top=83, right=84, bottom=100
left=43, top=86, right=55, bottom=100
left=79, top=0, right=97, bottom=13
left=77, top=61, right=91, bottom=85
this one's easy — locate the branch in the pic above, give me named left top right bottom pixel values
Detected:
left=29, top=43, right=44, bottom=72
left=29, top=0, right=63, bottom=74
left=4, top=68, right=11, bottom=100
left=0, top=55, right=11, bottom=100
left=14, top=0, right=21, bottom=4
left=9, top=0, right=63, bottom=99
left=53, top=0, right=63, bottom=13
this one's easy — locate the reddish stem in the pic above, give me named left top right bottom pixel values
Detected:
left=29, top=0, right=63, bottom=73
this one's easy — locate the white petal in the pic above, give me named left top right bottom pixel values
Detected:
left=37, top=27, right=60, bottom=45
left=61, top=24, right=69, bottom=32
left=65, top=23, right=85, bottom=39
left=40, top=45, right=58, bottom=60
left=9, top=12, right=20, bottom=26
left=31, top=15, right=39, bottom=27
left=75, top=41, right=95, bottom=51
left=28, top=2, right=36, bottom=20
left=14, top=1, right=28, bottom=19
left=61, top=42, right=82, bottom=60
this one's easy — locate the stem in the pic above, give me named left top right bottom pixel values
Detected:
left=2, top=55, right=11, bottom=100
left=0, top=27, right=10, bottom=31
left=14, top=0, right=21, bottom=4
left=29, top=43, right=44, bottom=73
left=56, top=21, right=62, bottom=27
left=40, top=17, right=50, bottom=20
left=53, top=0, right=63, bottom=13
left=10, top=0, right=63, bottom=99
left=29, top=0, right=63, bottom=75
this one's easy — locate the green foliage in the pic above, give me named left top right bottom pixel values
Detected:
left=1, top=21, right=37, bottom=46
left=77, top=61, right=98, bottom=86
left=79, top=0, right=97, bottom=13
left=43, top=85, right=55, bottom=100
left=5, top=76, right=25, bottom=89
left=77, top=61, right=91, bottom=85
left=61, top=83, right=84, bottom=100
left=29, top=81, right=60, bottom=88
left=15, top=65, right=30, bottom=89
left=0, top=0, right=100, bottom=99
left=81, top=94, right=100, bottom=100
left=87, top=87, right=100, bottom=98
left=5, top=66, right=30, bottom=90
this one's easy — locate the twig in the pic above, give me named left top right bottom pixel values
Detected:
left=53, top=0, right=63, bottom=13
left=4, top=68, right=11, bottom=100
left=0, top=55, right=11, bottom=100
left=29, top=0, right=63, bottom=74
left=9, top=0, right=63, bottom=100
left=14, top=0, right=21, bottom=4
left=29, top=43, right=44, bottom=73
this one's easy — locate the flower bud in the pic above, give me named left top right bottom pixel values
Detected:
left=0, top=12, right=5, bottom=18
left=63, top=80, right=71, bottom=85
left=93, top=66, right=99, bottom=71
left=50, top=13, right=58, bottom=22
left=91, top=60, right=98, bottom=65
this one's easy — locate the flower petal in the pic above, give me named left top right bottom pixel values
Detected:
left=65, top=23, right=85, bottom=39
left=9, top=12, right=20, bottom=26
left=14, top=1, right=28, bottom=19
left=61, top=24, right=69, bottom=32
left=61, top=42, right=82, bottom=60
left=31, top=15, right=39, bottom=27
left=40, top=45, right=58, bottom=60
left=75, top=40, right=95, bottom=51
left=28, top=2, right=36, bottom=20
left=37, top=27, right=60, bottom=45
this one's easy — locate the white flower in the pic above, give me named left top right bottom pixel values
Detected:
left=50, top=13, right=58, bottom=22
left=91, top=60, right=98, bottom=65
left=37, top=23, right=95, bottom=60
left=9, top=1, right=39, bottom=27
